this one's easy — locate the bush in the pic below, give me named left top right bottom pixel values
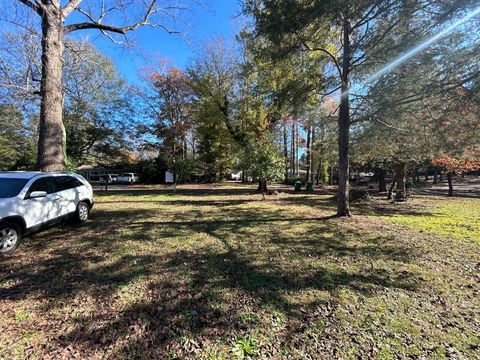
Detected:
left=332, top=188, right=371, bottom=203
left=350, top=188, right=371, bottom=202
left=285, top=176, right=306, bottom=186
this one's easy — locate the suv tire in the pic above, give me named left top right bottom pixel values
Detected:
left=0, top=222, right=22, bottom=255
left=75, top=202, right=90, bottom=224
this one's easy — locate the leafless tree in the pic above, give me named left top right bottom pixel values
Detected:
left=10, top=0, right=191, bottom=171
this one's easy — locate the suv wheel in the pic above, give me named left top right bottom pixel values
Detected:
left=0, top=222, right=22, bottom=255
left=76, top=202, right=90, bottom=224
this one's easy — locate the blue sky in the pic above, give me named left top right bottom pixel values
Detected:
left=78, top=1, right=242, bottom=84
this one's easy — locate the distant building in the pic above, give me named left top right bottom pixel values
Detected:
left=77, top=165, right=130, bottom=181
left=231, top=171, right=242, bottom=181
left=165, top=171, right=174, bottom=183
left=350, top=171, right=374, bottom=184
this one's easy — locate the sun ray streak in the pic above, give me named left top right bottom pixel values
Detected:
left=341, top=5, right=480, bottom=100
left=364, top=5, right=480, bottom=84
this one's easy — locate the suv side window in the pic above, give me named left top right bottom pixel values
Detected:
left=27, top=177, right=56, bottom=196
left=55, top=176, right=83, bottom=192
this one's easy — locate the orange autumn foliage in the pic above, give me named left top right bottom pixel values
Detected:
left=432, top=156, right=480, bottom=174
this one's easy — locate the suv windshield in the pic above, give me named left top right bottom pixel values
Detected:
left=0, top=178, right=29, bottom=198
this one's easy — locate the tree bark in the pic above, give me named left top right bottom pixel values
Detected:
left=378, top=168, right=387, bottom=193
left=283, top=123, right=289, bottom=182
left=394, top=163, right=407, bottom=201
left=37, top=7, right=66, bottom=172
left=316, top=157, right=322, bottom=185
left=306, top=125, right=312, bottom=182
left=291, top=122, right=296, bottom=177
left=433, top=168, right=438, bottom=184
left=388, top=173, right=396, bottom=200
left=337, top=18, right=351, bottom=217
left=257, top=179, right=268, bottom=194
left=295, top=122, right=299, bottom=176
left=310, top=126, right=315, bottom=182
left=447, top=172, right=454, bottom=197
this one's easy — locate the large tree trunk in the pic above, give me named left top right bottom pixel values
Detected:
left=316, top=157, right=322, bottom=185
left=394, top=163, right=407, bottom=201
left=257, top=179, right=268, bottom=196
left=337, top=19, right=351, bottom=217
left=378, top=168, right=387, bottom=193
left=388, top=172, right=396, bottom=200
left=447, top=172, right=454, bottom=197
left=295, top=122, right=299, bottom=176
left=283, top=123, right=289, bottom=182
left=433, top=167, right=438, bottom=184
left=37, top=9, right=66, bottom=172
left=310, top=126, right=315, bottom=182
left=306, top=125, right=312, bottom=182
left=291, top=122, right=296, bottom=177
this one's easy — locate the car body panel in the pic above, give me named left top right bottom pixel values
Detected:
left=23, top=192, right=60, bottom=228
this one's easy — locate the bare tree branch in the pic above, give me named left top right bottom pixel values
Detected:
left=16, top=0, right=43, bottom=16
left=300, top=41, right=342, bottom=78
left=64, top=20, right=179, bottom=35
left=64, top=22, right=130, bottom=34
left=32, top=0, right=48, bottom=13
left=62, top=0, right=84, bottom=18
left=64, top=0, right=180, bottom=38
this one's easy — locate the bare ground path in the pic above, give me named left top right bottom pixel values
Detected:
left=414, top=175, right=480, bottom=198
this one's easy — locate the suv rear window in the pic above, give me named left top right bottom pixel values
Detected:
left=0, top=178, right=29, bottom=198
left=55, top=176, right=83, bottom=191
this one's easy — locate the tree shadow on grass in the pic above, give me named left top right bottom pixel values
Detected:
left=2, top=204, right=418, bottom=299
left=280, top=194, right=438, bottom=220
left=22, top=208, right=157, bottom=253
left=0, top=248, right=159, bottom=302
left=97, top=198, right=258, bottom=208
left=96, top=187, right=258, bottom=198
left=413, top=177, right=480, bottom=199
left=47, top=231, right=419, bottom=358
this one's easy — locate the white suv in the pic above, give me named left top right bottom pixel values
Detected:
left=0, top=172, right=94, bottom=254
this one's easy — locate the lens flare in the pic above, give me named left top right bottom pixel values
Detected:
left=340, top=5, right=480, bottom=99
left=365, top=5, right=480, bottom=84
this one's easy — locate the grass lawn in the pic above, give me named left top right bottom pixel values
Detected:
left=1, top=184, right=479, bottom=359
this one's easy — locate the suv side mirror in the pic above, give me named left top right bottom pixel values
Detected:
left=29, top=191, right=47, bottom=199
